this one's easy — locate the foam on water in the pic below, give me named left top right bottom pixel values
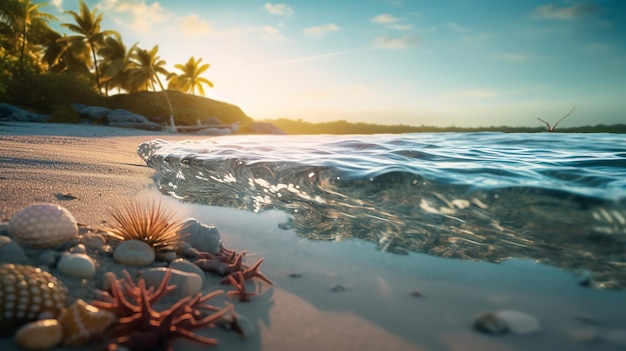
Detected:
left=138, top=132, right=626, bottom=288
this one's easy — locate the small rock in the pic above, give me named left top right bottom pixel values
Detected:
left=289, top=273, right=303, bottom=278
left=15, top=319, right=63, bottom=350
left=473, top=310, right=540, bottom=335
left=330, top=284, right=347, bottom=292
left=113, top=239, right=155, bottom=266
left=0, top=238, right=29, bottom=264
left=69, top=243, right=87, bottom=254
left=179, top=218, right=222, bottom=253
left=473, top=312, right=509, bottom=335
left=82, top=233, right=106, bottom=250
left=139, top=267, right=203, bottom=299
left=169, top=258, right=206, bottom=283
left=37, top=250, right=60, bottom=267
left=57, top=253, right=96, bottom=279
left=155, top=251, right=177, bottom=262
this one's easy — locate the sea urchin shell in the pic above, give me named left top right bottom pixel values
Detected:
left=106, top=200, right=185, bottom=253
left=8, top=203, right=78, bottom=249
left=0, top=264, right=68, bottom=330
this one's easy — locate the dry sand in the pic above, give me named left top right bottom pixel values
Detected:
left=1, top=121, right=625, bottom=351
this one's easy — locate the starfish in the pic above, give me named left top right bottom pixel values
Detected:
left=220, top=258, right=273, bottom=285
left=194, top=252, right=244, bottom=276
left=93, top=269, right=231, bottom=351
left=227, top=272, right=258, bottom=302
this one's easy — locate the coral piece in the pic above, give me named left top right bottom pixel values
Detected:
left=8, top=203, right=78, bottom=249
left=227, top=272, right=258, bottom=302
left=106, top=200, right=186, bottom=253
left=0, top=264, right=68, bottom=331
left=57, top=299, right=117, bottom=346
left=93, top=269, right=232, bottom=351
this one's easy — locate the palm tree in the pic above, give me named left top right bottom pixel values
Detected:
left=97, top=34, right=132, bottom=95
left=168, top=56, right=214, bottom=95
left=0, top=0, right=57, bottom=74
left=61, top=0, right=118, bottom=93
left=127, top=44, right=176, bottom=130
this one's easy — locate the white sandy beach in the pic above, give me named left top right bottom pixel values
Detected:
left=1, top=121, right=625, bottom=351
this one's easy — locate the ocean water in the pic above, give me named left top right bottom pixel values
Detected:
left=138, top=132, right=626, bottom=289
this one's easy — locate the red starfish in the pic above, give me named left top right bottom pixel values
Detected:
left=226, top=272, right=258, bottom=302
left=220, top=258, right=273, bottom=285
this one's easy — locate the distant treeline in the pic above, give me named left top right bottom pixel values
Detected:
left=264, top=118, right=626, bottom=134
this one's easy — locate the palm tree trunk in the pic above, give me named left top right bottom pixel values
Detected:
left=19, top=20, right=27, bottom=75
left=89, top=40, right=102, bottom=94
left=154, top=73, right=176, bottom=132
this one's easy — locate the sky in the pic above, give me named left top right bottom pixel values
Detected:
left=40, top=0, right=626, bottom=127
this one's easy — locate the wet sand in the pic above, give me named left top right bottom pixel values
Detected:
left=1, top=122, right=625, bottom=351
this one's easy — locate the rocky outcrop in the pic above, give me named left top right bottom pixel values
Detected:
left=247, top=122, right=286, bottom=135
left=71, top=104, right=162, bottom=130
left=0, top=103, right=50, bottom=122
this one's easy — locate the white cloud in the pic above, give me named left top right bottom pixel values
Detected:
left=533, top=3, right=598, bottom=20
left=264, top=3, right=294, bottom=16
left=178, top=14, right=215, bottom=37
left=447, top=22, right=467, bottom=32
left=50, top=0, right=63, bottom=11
left=303, top=23, right=340, bottom=37
left=371, top=13, right=401, bottom=24
left=372, top=35, right=420, bottom=49
left=98, top=0, right=171, bottom=33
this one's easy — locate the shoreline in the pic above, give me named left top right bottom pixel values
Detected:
left=1, top=122, right=626, bottom=351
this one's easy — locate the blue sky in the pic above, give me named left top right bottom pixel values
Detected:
left=42, top=0, right=625, bottom=127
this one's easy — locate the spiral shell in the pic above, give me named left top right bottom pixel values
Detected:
left=0, top=264, right=68, bottom=330
left=8, top=203, right=78, bottom=249
left=58, top=298, right=118, bottom=346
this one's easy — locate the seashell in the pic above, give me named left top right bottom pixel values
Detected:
left=139, top=267, right=203, bottom=299
left=113, top=239, right=155, bottom=266
left=8, top=203, right=78, bottom=249
left=57, top=253, right=96, bottom=279
left=0, top=263, right=68, bottom=330
left=179, top=218, right=222, bottom=253
left=58, top=298, right=117, bottom=346
left=15, top=319, right=63, bottom=350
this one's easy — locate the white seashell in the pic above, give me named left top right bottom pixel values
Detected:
left=15, top=319, right=63, bottom=350
left=57, top=253, right=96, bottom=279
left=495, top=310, right=540, bottom=334
left=58, top=299, right=117, bottom=346
left=8, top=203, right=78, bottom=249
left=179, top=218, right=222, bottom=253
left=113, top=239, right=155, bottom=266
left=139, top=267, right=203, bottom=299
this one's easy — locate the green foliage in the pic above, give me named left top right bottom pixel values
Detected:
left=3, top=70, right=103, bottom=112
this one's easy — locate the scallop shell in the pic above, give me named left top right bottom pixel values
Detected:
left=58, top=298, right=118, bottom=346
left=8, top=203, right=78, bottom=249
left=0, top=263, right=68, bottom=330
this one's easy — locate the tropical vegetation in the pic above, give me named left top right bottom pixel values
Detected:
left=0, top=0, right=214, bottom=124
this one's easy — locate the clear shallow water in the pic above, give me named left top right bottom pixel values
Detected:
left=138, top=133, right=626, bottom=289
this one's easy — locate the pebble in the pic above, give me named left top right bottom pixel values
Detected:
left=179, top=218, right=222, bottom=253
left=113, top=239, right=155, bottom=266
left=156, top=250, right=178, bottom=262
left=69, top=243, right=87, bottom=254
left=14, top=319, right=63, bottom=350
left=57, top=253, right=97, bottom=279
left=169, top=258, right=206, bottom=283
left=330, top=284, right=347, bottom=292
left=37, top=250, right=60, bottom=267
left=82, top=233, right=106, bottom=250
left=473, top=310, right=540, bottom=335
left=0, top=237, right=28, bottom=264
left=139, top=267, right=203, bottom=299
